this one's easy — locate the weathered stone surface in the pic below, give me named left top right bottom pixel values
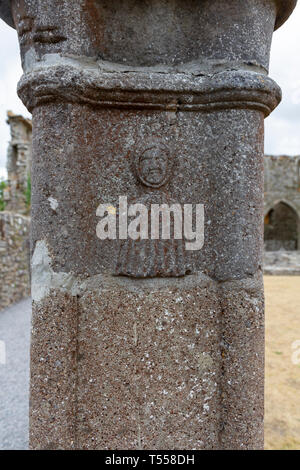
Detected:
left=0, top=0, right=297, bottom=450
left=0, top=112, right=31, bottom=311
left=5, top=111, right=32, bottom=215
left=27, top=94, right=270, bottom=283
left=76, top=276, right=220, bottom=450
left=29, top=272, right=263, bottom=450
left=1, top=1, right=297, bottom=68
left=264, top=251, right=300, bottom=275
left=28, top=104, right=269, bottom=282
left=0, top=212, right=30, bottom=311
left=217, top=274, right=265, bottom=449
left=264, top=155, right=300, bottom=251
left=29, top=291, right=78, bottom=450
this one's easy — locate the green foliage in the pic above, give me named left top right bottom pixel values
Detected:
left=0, top=179, right=7, bottom=211
left=25, top=175, right=31, bottom=210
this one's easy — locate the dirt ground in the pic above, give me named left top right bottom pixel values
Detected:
left=264, top=276, right=300, bottom=450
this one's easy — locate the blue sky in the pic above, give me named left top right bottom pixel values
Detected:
left=0, top=4, right=300, bottom=178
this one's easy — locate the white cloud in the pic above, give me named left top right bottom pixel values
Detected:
left=265, top=3, right=300, bottom=155
left=0, top=5, right=299, bottom=178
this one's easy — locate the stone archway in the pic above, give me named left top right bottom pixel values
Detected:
left=264, top=201, right=299, bottom=251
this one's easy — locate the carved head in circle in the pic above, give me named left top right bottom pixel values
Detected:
left=136, top=144, right=172, bottom=188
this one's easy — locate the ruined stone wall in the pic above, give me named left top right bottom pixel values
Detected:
left=0, top=112, right=32, bottom=311
left=264, top=155, right=300, bottom=250
left=0, top=211, right=30, bottom=311
left=4, top=111, right=32, bottom=215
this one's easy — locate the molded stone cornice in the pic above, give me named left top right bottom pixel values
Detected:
left=18, top=62, right=281, bottom=116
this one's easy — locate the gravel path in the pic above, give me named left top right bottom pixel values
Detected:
left=0, top=298, right=31, bottom=450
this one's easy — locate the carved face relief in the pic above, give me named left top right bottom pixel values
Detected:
left=136, top=145, right=171, bottom=189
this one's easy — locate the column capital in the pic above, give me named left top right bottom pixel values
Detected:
left=0, top=0, right=297, bottom=31
left=18, top=60, right=281, bottom=116
left=275, top=0, right=297, bottom=29
left=0, top=1, right=298, bottom=74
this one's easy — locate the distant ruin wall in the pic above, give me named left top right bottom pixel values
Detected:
left=0, top=211, right=30, bottom=311
left=264, top=155, right=300, bottom=252
left=4, top=112, right=32, bottom=216
left=264, top=154, right=300, bottom=218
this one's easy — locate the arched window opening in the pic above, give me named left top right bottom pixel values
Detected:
left=264, top=202, right=298, bottom=251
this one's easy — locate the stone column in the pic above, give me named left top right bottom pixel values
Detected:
left=0, top=0, right=297, bottom=450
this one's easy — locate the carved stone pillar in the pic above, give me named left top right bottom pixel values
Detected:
left=0, top=0, right=297, bottom=450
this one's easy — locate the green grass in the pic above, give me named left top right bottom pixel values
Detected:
left=0, top=179, right=7, bottom=211
left=25, top=175, right=31, bottom=210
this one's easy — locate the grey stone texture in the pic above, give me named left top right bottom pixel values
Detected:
left=264, top=251, right=300, bottom=275
left=0, top=0, right=297, bottom=450
left=264, top=155, right=300, bottom=251
left=5, top=111, right=32, bottom=215
left=29, top=104, right=268, bottom=282
left=0, top=112, right=31, bottom=311
left=0, top=212, right=30, bottom=311
left=29, top=273, right=264, bottom=450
